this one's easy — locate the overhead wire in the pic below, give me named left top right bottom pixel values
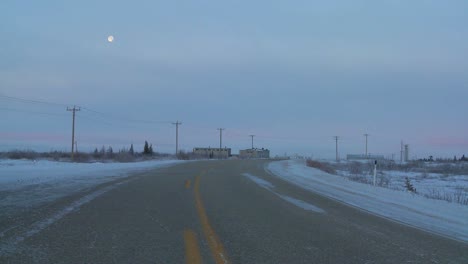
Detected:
left=0, top=95, right=68, bottom=107
left=80, top=106, right=171, bottom=125
left=1, top=94, right=171, bottom=126
left=0, top=107, right=69, bottom=118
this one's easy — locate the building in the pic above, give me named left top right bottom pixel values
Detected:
left=193, top=147, right=231, bottom=159
left=404, top=144, right=409, bottom=162
left=346, top=154, right=385, bottom=161
left=239, top=148, right=270, bottom=159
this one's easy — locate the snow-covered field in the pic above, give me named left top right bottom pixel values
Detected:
left=267, top=159, right=468, bottom=242
left=332, top=161, right=468, bottom=205
left=0, top=159, right=184, bottom=210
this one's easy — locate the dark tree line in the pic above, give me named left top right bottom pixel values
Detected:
left=419, top=154, right=467, bottom=162
left=92, top=141, right=155, bottom=157
left=143, top=141, right=154, bottom=155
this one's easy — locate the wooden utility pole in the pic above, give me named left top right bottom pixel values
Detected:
left=249, top=135, right=255, bottom=149
left=67, top=105, right=80, bottom=160
left=172, top=121, right=182, bottom=155
left=334, top=136, right=339, bottom=161
left=364, top=133, right=370, bottom=159
left=217, top=128, right=225, bottom=149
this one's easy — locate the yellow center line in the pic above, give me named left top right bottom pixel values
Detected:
left=185, top=179, right=191, bottom=189
left=194, top=175, right=231, bottom=264
left=184, top=229, right=202, bottom=264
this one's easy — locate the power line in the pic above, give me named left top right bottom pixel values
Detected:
left=78, top=113, right=123, bottom=127
left=0, top=95, right=68, bottom=107
left=0, top=107, right=69, bottom=118
left=1, top=94, right=171, bottom=125
left=80, top=107, right=171, bottom=125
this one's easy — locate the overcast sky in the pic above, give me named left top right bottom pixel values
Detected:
left=1, top=0, right=467, bottom=159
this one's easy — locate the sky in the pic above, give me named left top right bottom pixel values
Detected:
left=1, top=0, right=467, bottom=159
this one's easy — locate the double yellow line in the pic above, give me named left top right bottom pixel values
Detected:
left=184, top=174, right=230, bottom=264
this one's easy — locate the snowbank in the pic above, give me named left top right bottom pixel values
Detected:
left=0, top=159, right=184, bottom=209
left=267, top=159, right=468, bottom=242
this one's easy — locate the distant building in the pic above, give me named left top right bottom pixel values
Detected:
left=239, top=148, right=270, bottom=159
left=193, top=147, right=231, bottom=159
left=346, top=154, right=385, bottom=161
left=404, top=144, right=410, bottom=162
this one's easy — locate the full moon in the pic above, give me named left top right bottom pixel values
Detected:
left=107, top=35, right=114, bottom=42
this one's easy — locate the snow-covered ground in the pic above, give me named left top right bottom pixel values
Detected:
left=0, top=159, right=184, bottom=210
left=332, top=161, right=468, bottom=205
left=267, top=159, right=468, bottom=242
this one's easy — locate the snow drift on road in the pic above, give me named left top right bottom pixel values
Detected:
left=0, top=159, right=184, bottom=209
left=267, top=159, right=468, bottom=242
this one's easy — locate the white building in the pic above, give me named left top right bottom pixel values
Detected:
left=193, top=147, right=231, bottom=159
left=239, top=148, right=270, bottom=159
left=347, top=154, right=385, bottom=161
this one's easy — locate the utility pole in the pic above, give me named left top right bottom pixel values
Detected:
left=172, top=121, right=182, bottom=155
left=217, top=128, right=225, bottom=149
left=373, top=160, right=377, bottom=186
left=364, top=133, right=370, bottom=159
left=334, top=136, right=339, bottom=161
left=67, top=105, right=80, bottom=160
left=249, top=135, right=255, bottom=149
left=400, top=140, right=404, bottom=164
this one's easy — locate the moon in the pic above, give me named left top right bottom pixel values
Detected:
left=107, top=35, right=114, bottom=43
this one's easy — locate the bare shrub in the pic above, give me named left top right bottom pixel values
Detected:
left=177, top=150, right=192, bottom=160
left=5, top=150, right=39, bottom=160
left=73, top=152, right=93, bottom=163
left=420, top=171, right=428, bottom=179
left=306, top=159, right=336, bottom=174
left=114, top=153, right=135, bottom=162
left=453, top=189, right=468, bottom=205
left=378, top=175, right=391, bottom=187
left=424, top=187, right=468, bottom=205
left=45, top=151, right=70, bottom=161
left=349, top=174, right=371, bottom=184
left=349, top=162, right=363, bottom=175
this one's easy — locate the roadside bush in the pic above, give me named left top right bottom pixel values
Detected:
left=419, top=171, right=429, bottom=179
left=5, top=150, right=39, bottom=160
left=73, top=152, right=93, bottom=163
left=378, top=175, right=391, bottom=187
left=114, top=153, right=136, bottom=162
left=349, top=174, right=371, bottom=184
left=424, top=187, right=468, bottom=205
left=177, top=150, right=191, bottom=160
left=349, top=162, right=364, bottom=175
left=306, top=159, right=336, bottom=174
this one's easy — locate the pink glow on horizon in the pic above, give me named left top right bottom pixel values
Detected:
left=425, top=137, right=468, bottom=148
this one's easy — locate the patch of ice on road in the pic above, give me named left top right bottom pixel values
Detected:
left=278, top=195, right=326, bottom=213
left=242, top=173, right=275, bottom=189
left=267, top=160, right=468, bottom=242
left=242, top=173, right=325, bottom=214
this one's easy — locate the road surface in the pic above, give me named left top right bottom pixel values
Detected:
left=1, top=160, right=467, bottom=263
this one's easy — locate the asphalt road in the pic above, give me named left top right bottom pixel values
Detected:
left=1, top=160, right=467, bottom=263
